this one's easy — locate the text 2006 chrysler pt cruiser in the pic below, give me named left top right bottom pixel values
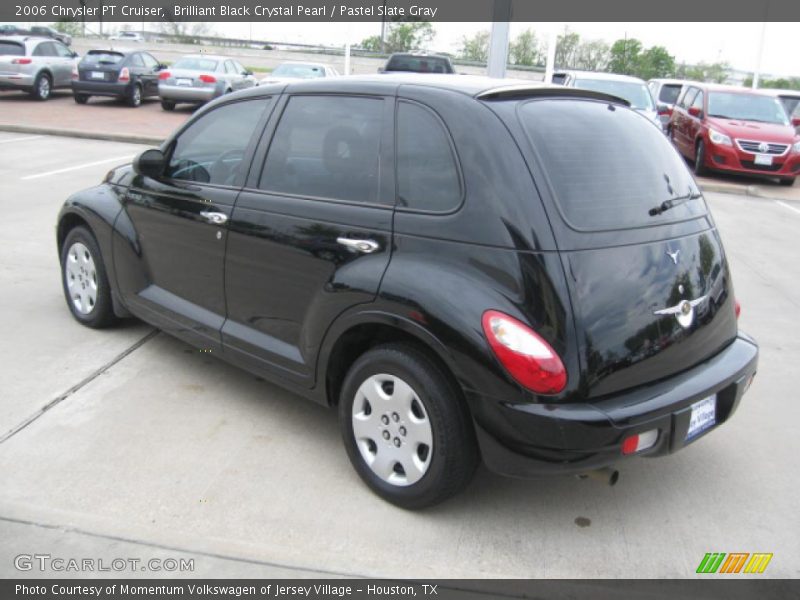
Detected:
left=56, top=75, right=758, bottom=508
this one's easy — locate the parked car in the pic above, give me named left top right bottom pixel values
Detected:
left=648, top=78, right=690, bottom=126
left=56, top=75, right=758, bottom=508
left=0, top=24, right=27, bottom=36
left=258, top=61, right=339, bottom=85
left=759, top=88, right=800, bottom=127
left=158, top=55, right=257, bottom=110
left=0, top=35, right=78, bottom=100
left=668, top=83, right=800, bottom=185
left=110, top=32, right=144, bottom=43
left=71, top=49, right=166, bottom=107
left=29, top=25, right=71, bottom=46
left=556, top=70, right=662, bottom=130
left=380, top=53, right=455, bottom=74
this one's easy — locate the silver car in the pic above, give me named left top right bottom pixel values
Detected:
left=258, top=61, right=340, bottom=85
left=158, top=55, right=257, bottom=110
left=0, top=35, right=78, bottom=100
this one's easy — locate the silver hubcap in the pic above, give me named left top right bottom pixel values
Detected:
left=351, top=374, right=433, bottom=487
left=39, top=78, right=50, bottom=98
left=133, top=87, right=141, bottom=103
left=65, top=242, right=98, bottom=315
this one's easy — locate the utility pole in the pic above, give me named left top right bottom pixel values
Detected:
left=544, top=29, right=557, bottom=83
left=380, top=0, right=387, bottom=54
left=486, top=0, right=512, bottom=78
left=752, top=21, right=767, bottom=89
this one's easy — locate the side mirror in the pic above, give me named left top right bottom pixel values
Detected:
left=688, top=106, right=703, bottom=118
left=133, top=148, right=166, bottom=179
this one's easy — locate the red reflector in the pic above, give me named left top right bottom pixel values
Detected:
left=735, top=300, right=741, bottom=319
left=12, top=58, right=32, bottom=65
left=622, top=435, right=640, bottom=455
left=481, top=310, right=567, bottom=395
left=118, top=67, right=130, bottom=82
left=199, top=74, right=216, bottom=83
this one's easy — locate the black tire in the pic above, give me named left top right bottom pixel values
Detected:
left=74, top=94, right=89, bottom=104
left=30, top=73, right=52, bottom=101
left=126, top=83, right=142, bottom=107
left=339, top=343, right=478, bottom=509
left=160, top=99, right=175, bottom=111
left=60, top=226, right=117, bottom=329
left=694, top=139, right=709, bottom=176
left=779, top=177, right=795, bottom=187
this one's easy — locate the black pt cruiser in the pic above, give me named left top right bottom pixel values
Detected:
left=56, top=75, right=758, bottom=508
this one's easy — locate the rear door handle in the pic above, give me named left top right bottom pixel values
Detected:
left=336, top=237, right=380, bottom=254
left=200, top=211, right=228, bottom=225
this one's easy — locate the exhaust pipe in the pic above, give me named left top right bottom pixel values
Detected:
left=578, top=468, right=619, bottom=486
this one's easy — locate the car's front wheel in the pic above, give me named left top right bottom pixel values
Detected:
left=160, top=99, right=175, bottom=111
left=74, top=94, right=89, bottom=104
left=60, top=226, right=116, bottom=328
left=339, top=344, right=478, bottom=509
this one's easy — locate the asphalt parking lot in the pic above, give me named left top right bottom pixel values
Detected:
left=0, top=132, right=798, bottom=579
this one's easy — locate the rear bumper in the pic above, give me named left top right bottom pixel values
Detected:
left=71, top=80, right=132, bottom=97
left=158, top=84, right=218, bottom=103
left=0, top=73, right=34, bottom=90
left=473, top=332, right=758, bottom=478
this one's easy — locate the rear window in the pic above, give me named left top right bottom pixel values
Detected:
left=272, top=63, right=325, bottom=78
left=173, top=58, right=218, bottom=71
left=0, top=42, right=24, bottom=56
left=82, top=51, right=124, bottom=65
left=519, top=99, right=706, bottom=231
left=386, top=56, right=452, bottom=74
left=658, top=84, right=683, bottom=104
left=573, top=78, right=654, bottom=111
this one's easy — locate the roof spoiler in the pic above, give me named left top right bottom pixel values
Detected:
left=476, top=85, right=631, bottom=107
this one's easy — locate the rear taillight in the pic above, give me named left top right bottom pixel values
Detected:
left=158, top=71, right=171, bottom=80
left=735, top=299, right=741, bottom=319
left=481, top=310, right=567, bottom=394
left=658, top=106, right=673, bottom=117
left=199, top=74, right=216, bottom=83
left=118, top=67, right=130, bottom=82
left=11, top=58, right=32, bottom=65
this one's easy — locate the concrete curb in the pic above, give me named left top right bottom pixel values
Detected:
left=697, top=180, right=797, bottom=202
left=0, top=124, right=161, bottom=146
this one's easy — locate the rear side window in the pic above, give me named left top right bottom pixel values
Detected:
left=33, top=42, right=57, bottom=57
left=519, top=99, right=705, bottom=231
left=130, top=54, right=145, bottom=67
left=679, top=87, right=699, bottom=109
left=396, top=102, right=461, bottom=212
left=0, top=42, right=24, bottom=56
left=659, top=84, right=683, bottom=104
left=259, top=96, right=383, bottom=204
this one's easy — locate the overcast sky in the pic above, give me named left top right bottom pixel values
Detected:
left=100, top=21, right=798, bottom=78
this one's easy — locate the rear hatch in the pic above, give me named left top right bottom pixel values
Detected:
left=497, top=96, right=739, bottom=400
left=79, top=50, right=125, bottom=82
left=0, top=40, right=26, bottom=75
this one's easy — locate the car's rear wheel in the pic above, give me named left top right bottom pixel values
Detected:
left=74, top=94, right=89, bottom=104
left=694, top=139, right=709, bottom=176
left=30, top=73, right=51, bottom=101
left=779, top=177, right=796, bottom=187
left=126, top=83, right=142, bottom=107
left=339, top=344, right=478, bottom=509
left=60, top=226, right=116, bottom=328
left=160, top=99, right=175, bottom=111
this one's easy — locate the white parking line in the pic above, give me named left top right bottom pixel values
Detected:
left=0, top=135, right=42, bottom=144
left=775, top=200, right=800, bottom=215
left=21, top=155, right=134, bottom=180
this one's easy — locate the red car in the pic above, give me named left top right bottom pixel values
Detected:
left=668, top=83, right=800, bottom=186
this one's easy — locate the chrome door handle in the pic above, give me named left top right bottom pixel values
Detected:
left=200, top=211, right=228, bottom=225
left=336, top=237, right=380, bottom=254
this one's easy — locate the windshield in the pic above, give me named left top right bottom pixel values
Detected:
left=573, top=78, right=655, bottom=111
left=83, top=51, right=124, bottom=65
left=272, top=63, right=325, bottom=78
left=707, top=92, right=789, bottom=125
left=519, top=99, right=705, bottom=231
left=173, top=58, right=218, bottom=71
left=0, top=42, right=24, bottom=56
left=385, top=56, right=452, bottom=73
left=659, top=84, right=683, bottom=104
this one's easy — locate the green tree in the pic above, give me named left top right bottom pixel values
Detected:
left=677, top=61, right=730, bottom=83
left=574, top=39, right=610, bottom=71
left=459, top=30, right=490, bottom=62
left=554, top=28, right=581, bottom=68
left=384, top=22, right=434, bottom=53
left=510, top=29, right=542, bottom=66
left=52, top=20, right=81, bottom=36
left=637, top=46, right=676, bottom=79
left=608, top=38, right=643, bottom=76
left=359, top=35, right=382, bottom=53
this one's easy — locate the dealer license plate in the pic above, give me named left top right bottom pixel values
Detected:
left=176, top=78, right=192, bottom=86
left=90, top=71, right=105, bottom=80
left=754, top=154, right=773, bottom=166
left=686, top=395, right=716, bottom=440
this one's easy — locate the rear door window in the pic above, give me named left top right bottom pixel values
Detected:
left=518, top=99, right=706, bottom=231
left=396, top=101, right=461, bottom=212
left=259, top=95, right=383, bottom=204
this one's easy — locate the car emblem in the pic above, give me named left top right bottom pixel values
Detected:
left=654, top=296, right=708, bottom=329
left=678, top=284, right=685, bottom=294
left=666, top=249, right=680, bottom=264
left=758, top=142, right=769, bottom=153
